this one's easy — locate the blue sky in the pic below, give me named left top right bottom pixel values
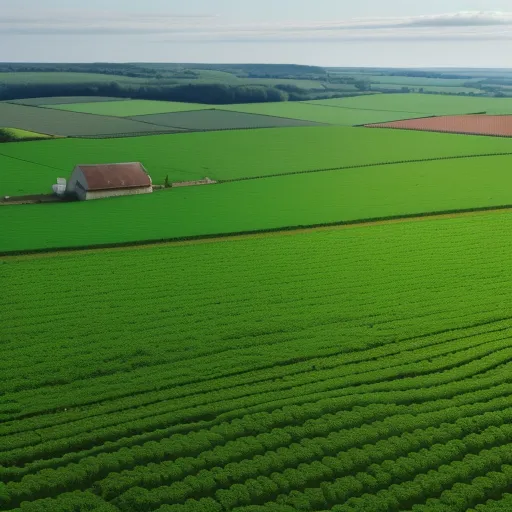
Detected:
left=3, top=0, right=512, bottom=67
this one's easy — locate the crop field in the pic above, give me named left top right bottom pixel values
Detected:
left=360, top=75, right=483, bottom=87
left=49, top=100, right=210, bottom=117
left=329, top=72, right=484, bottom=86
left=368, top=115, right=512, bottom=137
left=6, top=88, right=512, bottom=512
left=0, top=72, right=149, bottom=85
left=220, top=102, right=428, bottom=125
left=0, top=102, right=184, bottom=138
left=309, top=94, right=512, bottom=116
left=3, top=153, right=512, bottom=253
left=3, top=210, right=512, bottom=510
left=0, top=128, right=53, bottom=142
left=46, top=98, right=430, bottom=126
left=130, top=110, right=325, bottom=131
left=7, top=96, right=127, bottom=106
left=5, top=126, right=512, bottom=196
left=369, top=84, right=483, bottom=95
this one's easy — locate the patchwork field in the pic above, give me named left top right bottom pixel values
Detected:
left=368, top=84, right=483, bottom=95
left=130, top=110, right=325, bottom=131
left=5, top=91, right=512, bottom=511
left=44, top=97, right=433, bottom=126
left=0, top=71, right=149, bottom=85
left=308, top=94, right=512, bottom=115
left=0, top=128, right=54, bottom=142
left=3, top=211, right=512, bottom=510
left=0, top=102, right=184, bottom=138
left=368, top=115, right=512, bottom=137
left=3, top=154, right=512, bottom=253
left=221, top=102, right=428, bottom=125
left=7, top=96, right=127, bottom=106
left=49, top=100, right=210, bottom=117
left=5, top=127, right=512, bottom=196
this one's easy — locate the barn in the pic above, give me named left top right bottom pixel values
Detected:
left=66, top=162, right=153, bottom=201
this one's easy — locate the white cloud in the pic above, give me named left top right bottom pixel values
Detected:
left=3, top=9, right=512, bottom=43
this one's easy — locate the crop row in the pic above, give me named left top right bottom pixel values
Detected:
left=2, top=329, right=511, bottom=471
left=3, top=388, right=512, bottom=509
left=117, top=425, right=512, bottom=511
left=4, top=212, right=512, bottom=507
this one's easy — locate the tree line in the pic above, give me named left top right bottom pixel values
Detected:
left=0, top=82, right=289, bottom=104
left=0, top=81, right=362, bottom=104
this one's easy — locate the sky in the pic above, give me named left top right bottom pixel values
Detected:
left=2, top=0, right=512, bottom=67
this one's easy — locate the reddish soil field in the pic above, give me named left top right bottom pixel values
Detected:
left=366, top=115, right=512, bottom=137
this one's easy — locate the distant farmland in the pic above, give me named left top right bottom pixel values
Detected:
left=221, top=101, right=428, bottom=125
left=7, top=96, right=127, bottom=106
left=130, top=109, right=325, bottom=131
left=4, top=126, right=512, bottom=196
left=368, top=115, right=512, bottom=137
left=47, top=97, right=432, bottom=126
left=48, top=99, right=210, bottom=117
left=7, top=90, right=512, bottom=511
left=308, top=93, right=512, bottom=116
left=0, top=102, right=184, bottom=138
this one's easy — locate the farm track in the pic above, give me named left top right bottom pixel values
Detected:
left=4, top=213, right=512, bottom=509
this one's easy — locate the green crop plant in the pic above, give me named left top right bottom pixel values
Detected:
left=3, top=211, right=512, bottom=508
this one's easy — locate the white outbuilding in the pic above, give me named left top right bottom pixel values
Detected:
left=66, top=162, right=153, bottom=201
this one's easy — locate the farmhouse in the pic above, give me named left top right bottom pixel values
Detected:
left=66, top=162, right=152, bottom=201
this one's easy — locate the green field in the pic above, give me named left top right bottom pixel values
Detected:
left=5, top=127, right=512, bottom=196
left=329, top=72, right=483, bottom=86
left=309, top=93, right=512, bottom=115
left=8, top=96, right=126, bottom=106
left=0, top=102, right=184, bottom=138
left=221, top=102, right=428, bottom=125
left=7, top=81, right=512, bottom=512
left=3, top=210, right=512, bottom=510
left=362, top=75, right=482, bottom=87
left=49, top=100, right=210, bottom=117
left=0, top=72, right=149, bottom=85
left=130, top=110, right=324, bottom=131
left=3, top=154, right=512, bottom=253
left=47, top=98, right=430, bottom=125
left=369, top=84, right=483, bottom=94
left=0, top=128, right=53, bottom=142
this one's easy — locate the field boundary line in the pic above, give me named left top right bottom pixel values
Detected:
left=220, top=151, right=512, bottom=184
left=0, top=151, right=68, bottom=174
left=3, top=204, right=512, bottom=258
left=213, top=108, right=332, bottom=126
left=301, top=101, right=488, bottom=117
left=365, top=123, right=512, bottom=139
left=300, top=101, right=438, bottom=116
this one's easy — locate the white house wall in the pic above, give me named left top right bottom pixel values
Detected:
left=84, top=186, right=153, bottom=201
left=66, top=168, right=88, bottom=200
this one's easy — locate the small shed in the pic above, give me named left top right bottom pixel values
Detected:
left=66, top=162, right=152, bottom=201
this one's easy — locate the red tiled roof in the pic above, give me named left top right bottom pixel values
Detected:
left=77, top=162, right=151, bottom=191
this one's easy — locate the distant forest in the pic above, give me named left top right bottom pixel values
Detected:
left=0, top=82, right=293, bottom=104
left=0, top=63, right=358, bottom=104
left=1, top=62, right=508, bottom=103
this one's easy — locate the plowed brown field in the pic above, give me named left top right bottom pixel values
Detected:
left=367, top=115, right=512, bottom=137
